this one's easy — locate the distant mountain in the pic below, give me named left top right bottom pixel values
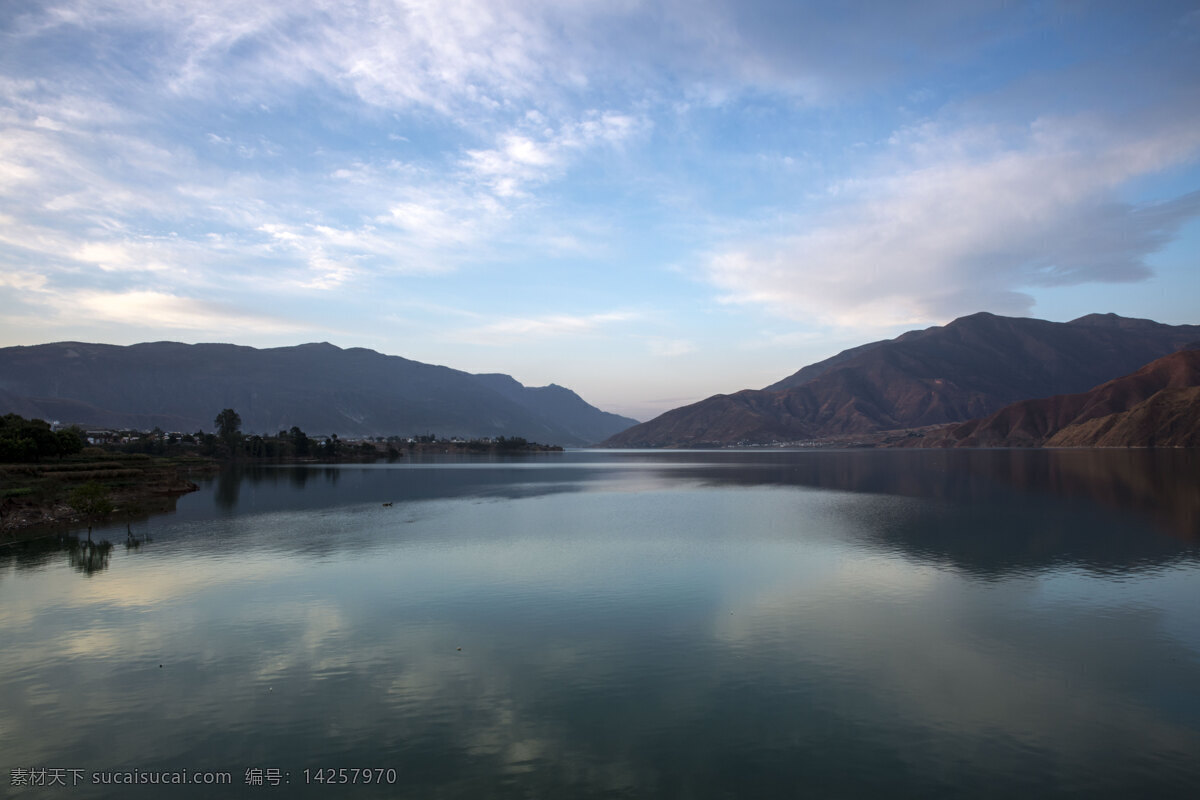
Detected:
left=0, top=341, right=637, bottom=446
left=917, top=348, right=1200, bottom=448
left=600, top=312, right=1200, bottom=448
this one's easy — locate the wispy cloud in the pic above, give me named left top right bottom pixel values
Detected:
left=15, top=0, right=587, bottom=116
left=13, top=0, right=1017, bottom=127
left=0, top=6, right=649, bottom=312
left=462, top=111, right=647, bottom=197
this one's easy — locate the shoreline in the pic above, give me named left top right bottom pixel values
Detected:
left=1, top=443, right=563, bottom=542
left=0, top=457, right=214, bottom=543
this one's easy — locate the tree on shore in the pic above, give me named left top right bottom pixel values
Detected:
left=290, top=426, right=310, bottom=457
left=69, top=481, right=114, bottom=542
left=0, top=414, right=83, bottom=462
left=214, top=408, right=242, bottom=455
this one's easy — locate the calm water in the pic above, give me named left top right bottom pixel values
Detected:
left=2, top=449, right=1199, bottom=798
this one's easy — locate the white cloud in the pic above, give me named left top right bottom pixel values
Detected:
left=378, top=196, right=493, bottom=249
left=463, top=136, right=556, bottom=198
left=43, top=289, right=311, bottom=335
left=449, top=311, right=636, bottom=344
left=294, top=258, right=357, bottom=291
left=704, top=115, right=1200, bottom=327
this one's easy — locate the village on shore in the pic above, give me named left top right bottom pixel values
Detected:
left=0, top=409, right=563, bottom=542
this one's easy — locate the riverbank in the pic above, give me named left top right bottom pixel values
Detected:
left=0, top=454, right=215, bottom=542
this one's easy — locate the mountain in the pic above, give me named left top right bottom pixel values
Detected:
left=600, top=312, right=1200, bottom=448
left=0, top=341, right=637, bottom=446
left=918, top=348, right=1200, bottom=448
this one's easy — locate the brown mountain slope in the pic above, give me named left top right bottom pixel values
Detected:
left=1046, top=387, right=1200, bottom=447
left=916, top=349, right=1200, bottom=447
left=601, top=313, right=1200, bottom=448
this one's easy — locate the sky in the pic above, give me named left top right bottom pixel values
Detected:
left=2, top=1, right=1199, bottom=421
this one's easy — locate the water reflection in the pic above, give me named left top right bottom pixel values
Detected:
left=0, top=534, right=117, bottom=577
left=199, top=449, right=1200, bottom=534
left=4, top=481, right=1198, bottom=797
left=289, top=467, right=310, bottom=489
left=213, top=468, right=239, bottom=509
left=4, top=450, right=1198, bottom=798
left=183, top=450, right=1199, bottom=579
left=611, top=449, right=1200, bottom=541
left=67, top=538, right=113, bottom=575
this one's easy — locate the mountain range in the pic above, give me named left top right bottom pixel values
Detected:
left=0, top=341, right=637, bottom=446
left=6, top=312, right=1197, bottom=451
left=600, top=312, right=1200, bottom=448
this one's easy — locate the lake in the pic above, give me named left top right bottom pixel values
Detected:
left=2, top=449, right=1199, bottom=798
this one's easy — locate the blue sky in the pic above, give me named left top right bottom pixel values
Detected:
left=2, top=1, right=1198, bottom=420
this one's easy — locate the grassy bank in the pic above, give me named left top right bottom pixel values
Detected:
left=0, top=452, right=215, bottom=542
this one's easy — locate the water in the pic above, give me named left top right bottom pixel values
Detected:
left=2, top=449, right=1199, bottom=798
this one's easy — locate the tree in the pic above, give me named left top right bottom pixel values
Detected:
left=56, top=428, right=84, bottom=459
left=0, top=436, right=36, bottom=462
left=290, top=426, right=310, bottom=457
left=0, top=414, right=68, bottom=462
left=69, top=482, right=114, bottom=541
left=214, top=408, right=242, bottom=454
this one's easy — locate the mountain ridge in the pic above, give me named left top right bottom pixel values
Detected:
left=0, top=340, right=637, bottom=446
left=601, top=312, right=1200, bottom=448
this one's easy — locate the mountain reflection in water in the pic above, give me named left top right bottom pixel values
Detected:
left=190, top=449, right=1198, bottom=575
left=1, top=449, right=1197, bottom=799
